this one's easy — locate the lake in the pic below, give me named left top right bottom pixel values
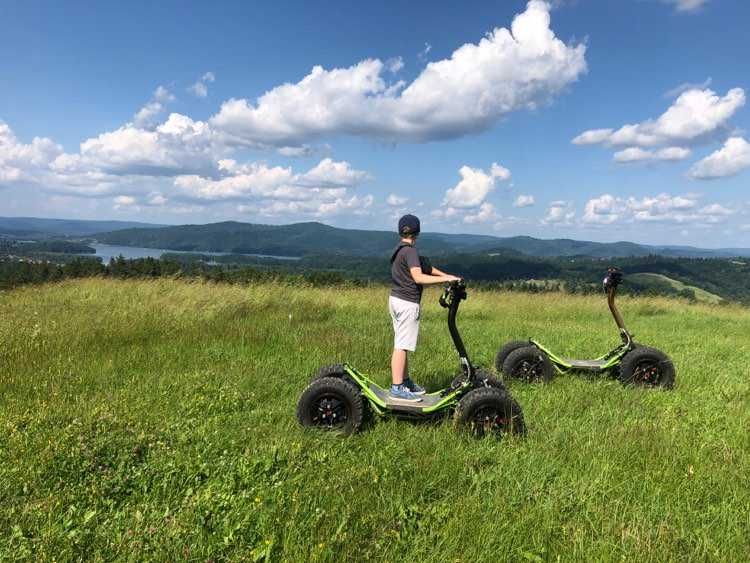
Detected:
left=88, top=244, right=300, bottom=263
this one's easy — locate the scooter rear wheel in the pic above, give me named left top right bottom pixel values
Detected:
left=297, top=377, right=364, bottom=435
left=495, top=340, right=530, bottom=373
left=502, top=346, right=554, bottom=384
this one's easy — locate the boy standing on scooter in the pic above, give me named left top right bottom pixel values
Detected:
left=389, top=214, right=461, bottom=403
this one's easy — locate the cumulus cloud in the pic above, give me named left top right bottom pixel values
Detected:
left=237, top=194, right=373, bottom=218
left=386, top=194, right=409, bottom=206
left=542, top=200, right=575, bottom=225
left=582, top=192, right=732, bottom=225
left=74, top=113, right=220, bottom=176
left=463, top=202, right=498, bottom=224
left=418, top=42, right=432, bottom=60
left=210, top=1, right=586, bottom=147
left=0, top=122, right=63, bottom=186
left=443, top=163, right=511, bottom=209
left=133, top=86, right=175, bottom=128
left=0, top=115, right=374, bottom=222
left=296, top=158, right=371, bottom=187
left=688, top=137, right=750, bottom=180
left=188, top=72, right=216, bottom=98
left=277, top=145, right=314, bottom=157
left=664, top=78, right=712, bottom=99
left=172, top=157, right=372, bottom=217
left=513, top=194, right=535, bottom=207
left=613, top=146, right=691, bottom=163
left=660, top=0, right=710, bottom=13
left=573, top=87, right=745, bottom=150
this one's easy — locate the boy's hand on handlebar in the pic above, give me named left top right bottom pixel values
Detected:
left=444, top=275, right=461, bottom=282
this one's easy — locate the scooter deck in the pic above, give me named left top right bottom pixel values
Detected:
left=561, top=358, right=609, bottom=370
left=368, top=383, right=444, bottom=414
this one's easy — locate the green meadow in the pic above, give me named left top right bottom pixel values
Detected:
left=1, top=279, right=748, bottom=561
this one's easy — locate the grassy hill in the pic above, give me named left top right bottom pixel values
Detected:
left=1, top=279, right=748, bottom=560
left=629, top=272, right=725, bottom=304
left=0, top=216, right=165, bottom=239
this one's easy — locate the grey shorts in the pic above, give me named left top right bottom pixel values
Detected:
left=389, top=295, right=420, bottom=352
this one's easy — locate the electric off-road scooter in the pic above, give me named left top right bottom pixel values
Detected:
left=495, top=268, right=676, bottom=388
left=296, top=280, right=526, bottom=437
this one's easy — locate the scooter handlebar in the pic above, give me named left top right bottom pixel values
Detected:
left=603, top=267, right=623, bottom=291
left=439, top=279, right=467, bottom=308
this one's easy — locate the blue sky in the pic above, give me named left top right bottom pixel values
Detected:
left=1, top=0, right=749, bottom=247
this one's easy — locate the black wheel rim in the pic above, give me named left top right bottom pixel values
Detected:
left=310, top=392, right=350, bottom=428
left=471, top=404, right=511, bottom=437
left=511, top=356, right=545, bottom=383
left=632, top=359, right=663, bottom=386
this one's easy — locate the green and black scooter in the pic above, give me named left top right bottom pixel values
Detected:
left=496, top=268, right=675, bottom=388
left=297, top=280, right=525, bottom=437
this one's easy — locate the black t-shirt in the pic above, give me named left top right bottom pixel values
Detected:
left=390, top=244, right=422, bottom=303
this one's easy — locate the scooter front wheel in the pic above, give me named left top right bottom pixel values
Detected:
left=454, top=387, right=526, bottom=438
left=619, top=347, right=675, bottom=389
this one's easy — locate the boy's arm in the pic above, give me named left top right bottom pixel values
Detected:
left=410, top=267, right=458, bottom=285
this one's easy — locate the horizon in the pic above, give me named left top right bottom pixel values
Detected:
left=2, top=0, right=749, bottom=247
left=4, top=214, right=750, bottom=251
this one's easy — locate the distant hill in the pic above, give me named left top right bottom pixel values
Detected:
left=93, top=220, right=750, bottom=259
left=94, top=221, right=504, bottom=257
left=0, top=216, right=165, bottom=238
left=628, top=272, right=724, bottom=304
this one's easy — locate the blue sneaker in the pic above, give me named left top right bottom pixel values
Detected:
left=403, top=378, right=426, bottom=395
left=389, top=384, right=422, bottom=403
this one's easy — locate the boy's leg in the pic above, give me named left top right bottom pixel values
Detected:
left=391, top=349, right=408, bottom=385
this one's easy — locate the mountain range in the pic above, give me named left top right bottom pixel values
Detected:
left=3, top=217, right=750, bottom=259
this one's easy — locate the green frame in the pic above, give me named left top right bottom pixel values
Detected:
left=342, top=363, right=466, bottom=415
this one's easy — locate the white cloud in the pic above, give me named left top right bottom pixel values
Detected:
left=114, top=195, right=136, bottom=206
left=133, top=86, right=175, bottom=128
left=147, top=193, right=168, bottom=206
left=613, top=146, right=691, bottom=163
left=418, top=42, right=432, bottom=60
left=385, top=57, right=404, bottom=73
left=581, top=192, right=732, bottom=225
left=387, top=194, right=409, bottom=206
left=238, top=193, right=373, bottom=218
left=443, top=163, right=511, bottom=208
left=113, top=195, right=140, bottom=211
left=0, top=114, right=375, bottom=223
left=0, top=122, right=63, bottom=187
left=210, top=1, right=586, bottom=147
left=464, top=202, right=498, bottom=224
left=296, top=158, right=371, bottom=187
left=188, top=72, right=216, bottom=98
left=664, top=78, right=712, bottom=99
left=660, top=0, right=710, bottom=13
left=542, top=200, right=575, bottom=225
left=75, top=113, right=219, bottom=176
left=582, top=194, right=626, bottom=224
left=278, top=145, right=314, bottom=157
left=513, top=194, right=535, bottom=207
left=688, top=137, right=750, bottom=180
left=573, top=87, right=745, bottom=149
left=173, top=158, right=369, bottom=208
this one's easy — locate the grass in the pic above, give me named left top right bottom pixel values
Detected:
left=629, top=272, right=724, bottom=305
left=1, top=278, right=749, bottom=561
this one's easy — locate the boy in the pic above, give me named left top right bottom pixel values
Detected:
left=389, top=214, right=460, bottom=403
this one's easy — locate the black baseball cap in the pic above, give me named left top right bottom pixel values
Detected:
left=398, top=214, right=420, bottom=236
